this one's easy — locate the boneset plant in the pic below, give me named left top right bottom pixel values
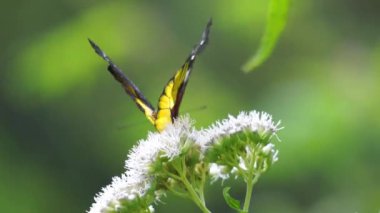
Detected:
left=88, top=1, right=289, bottom=210
left=88, top=111, right=281, bottom=213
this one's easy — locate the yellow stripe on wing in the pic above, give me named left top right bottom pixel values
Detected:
left=155, top=82, right=175, bottom=131
left=135, top=99, right=155, bottom=124
left=171, top=62, right=190, bottom=101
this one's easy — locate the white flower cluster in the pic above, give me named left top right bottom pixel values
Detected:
left=199, top=111, right=281, bottom=182
left=88, top=111, right=281, bottom=213
left=88, top=116, right=193, bottom=213
left=196, top=111, right=280, bottom=150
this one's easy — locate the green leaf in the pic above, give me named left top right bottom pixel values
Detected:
left=223, top=187, right=245, bottom=212
left=242, top=0, right=290, bottom=72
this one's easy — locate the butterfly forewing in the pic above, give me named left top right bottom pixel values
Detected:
left=88, top=39, right=156, bottom=124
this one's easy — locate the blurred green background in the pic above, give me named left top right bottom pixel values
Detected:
left=1, top=0, right=379, bottom=212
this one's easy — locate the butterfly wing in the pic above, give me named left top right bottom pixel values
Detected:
left=155, top=19, right=212, bottom=131
left=88, top=39, right=156, bottom=124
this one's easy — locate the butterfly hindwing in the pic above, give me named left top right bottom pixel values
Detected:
left=88, top=39, right=156, bottom=124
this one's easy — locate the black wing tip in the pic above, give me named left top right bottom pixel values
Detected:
left=202, top=18, right=212, bottom=41
left=191, top=18, right=212, bottom=55
left=206, top=18, right=212, bottom=29
left=88, top=38, right=95, bottom=46
left=88, top=38, right=112, bottom=63
left=203, top=18, right=212, bottom=41
left=88, top=38, right=100, bottom=53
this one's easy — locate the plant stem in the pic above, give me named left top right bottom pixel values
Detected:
left=242, top=174, right=261, bottom=212
left=179, top=158, right=211, bottom=213
left=198, top=169, right=207, bottom=205
left=165, top=183, right=190, bottom=199
left=182, top=175, right=211, bottom=213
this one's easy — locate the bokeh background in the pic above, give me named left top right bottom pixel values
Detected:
left=1, top=0, right=379, bottom=212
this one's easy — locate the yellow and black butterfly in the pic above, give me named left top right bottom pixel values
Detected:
left=89, top=20, right=211, bottom=132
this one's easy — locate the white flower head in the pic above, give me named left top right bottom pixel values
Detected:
left=88, top=175, right=143, bottom=213
left=88, top=116, right=194, bottom=213
left=196, top=111, right=281, bottom=152
left=199, top=111, right=281, bottom=182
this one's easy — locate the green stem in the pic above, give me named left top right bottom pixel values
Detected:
left=179, top=158, right=211, bottom=213
left=242, top=174, right=261, bottom=212
left=198, top=168, right=207, bottom=205
left=168, top=187, right=190, bottom=199
left=167, top=173, right=182, bottom=181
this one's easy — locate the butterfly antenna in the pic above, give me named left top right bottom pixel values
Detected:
left=88, top=38, right=113, bottom=64
left=184, top=105, right=207, bottom=113
left=192, top=18, right=212, bottom=56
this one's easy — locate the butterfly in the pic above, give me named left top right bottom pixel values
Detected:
left=89, top=19, right=211, bottom=132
